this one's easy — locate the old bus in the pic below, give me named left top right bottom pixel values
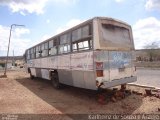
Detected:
left=25, top=17, right=137, bottom=90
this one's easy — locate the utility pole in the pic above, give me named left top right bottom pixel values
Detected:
left=3, top=24, right=25, bottom=77
left=12, top=50, right=15, bottom=66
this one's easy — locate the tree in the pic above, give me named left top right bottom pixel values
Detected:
left=144, top=42, right=160, bottom=62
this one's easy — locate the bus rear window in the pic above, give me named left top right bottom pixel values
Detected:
left=101, top=24, right=132, bottom=48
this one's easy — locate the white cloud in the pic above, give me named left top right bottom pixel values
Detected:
left=20, top=11, right=26, bottom=16
left=56, top=19, right=84, bottom=34
left=0, top=0, right=77, bottom=15
left=0, top=25, right=31, bottom=56
left=14, top=28, right=30, bottom=37
left=133, top=17, right=160, bottom=49
left=145, top=0, right=160, bottom=11
left=0, top=0, right=48, bottom=15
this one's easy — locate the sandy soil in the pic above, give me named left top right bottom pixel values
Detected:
left=0, top=69, right=160, bottom=119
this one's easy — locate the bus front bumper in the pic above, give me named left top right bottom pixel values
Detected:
left=100, top=76, right=137, bottom=88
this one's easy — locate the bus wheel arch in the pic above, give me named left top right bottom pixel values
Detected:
left=28, top=68, right=34, bottom=79
left=50, top=70, right=61, bottom=89
left=28, top=68, right=31, bottom=73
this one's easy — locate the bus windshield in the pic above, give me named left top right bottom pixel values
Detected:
left=100, top=23, right=133, bottom=50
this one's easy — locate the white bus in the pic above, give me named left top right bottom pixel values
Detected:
left=25, top=17, right=137, bottom=90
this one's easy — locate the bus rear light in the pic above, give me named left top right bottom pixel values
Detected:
left=96, top=62, right=103, bottom=69
left=96, top=70, right=103, bottom=77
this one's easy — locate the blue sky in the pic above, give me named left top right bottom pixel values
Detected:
left=0, top=0, right=160, bottom=56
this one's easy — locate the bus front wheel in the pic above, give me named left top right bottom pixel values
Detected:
left=51, top=72, right=60, bottom=89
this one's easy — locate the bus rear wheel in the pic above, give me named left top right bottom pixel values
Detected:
left=51, top=72, right=60, bottom=89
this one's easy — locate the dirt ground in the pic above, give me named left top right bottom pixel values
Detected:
left=0, top=69, right=160, bottom=119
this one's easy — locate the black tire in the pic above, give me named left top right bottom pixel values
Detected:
left=51, top=72, right=60, bottom=89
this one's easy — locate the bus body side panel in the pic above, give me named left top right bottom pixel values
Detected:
left=58, top=69, right=73, bottom=85
left=41, top=69, right=50, bottom=79
left=27, top=56, right=58, bottom=79
left=26, top=52, right=97, bottom=90
left=41, top=56, right=58, bottom=79
left=57, top=54, right=73, bottom=86
left=47, top=56, right=58, bottom=69
left=83, top=71, right=96, bottom=90
left=27, top=60, right=37, bottom=77
left=34, top=59, right=41, bottom=68
left=30, top=68, right=36, bottom=76
left=70, top=51, right=96, bottom=90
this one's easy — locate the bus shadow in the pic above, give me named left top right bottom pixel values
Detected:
left=15, top=77, right=143, bottom=116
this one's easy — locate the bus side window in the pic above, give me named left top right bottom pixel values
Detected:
left=58, top=45, right=64, bottom=54
left=71, top=24, right=92, bottom=52
left=49, top=39, right=57, bottom=56
left=30, top=48, right=33, bottom=59
left=27, top=49, right=30, bottom=60
left=30, top=47, right=36, bottom=59
left=82, top=25, right=90, bottom=38
left=72, top=43, right=78, bottom=52
left=49, top=40, right=53, bottom=55
left=72, top=28, right=81, bottom=42
left=78, top=40, right=90, bottom=51
left=58, top=33, right=71, bottom=54
left=36, top=45, right=41, bottom=58
left=63, top=44, right=70, bottom=53
left=41, top=42, right=48, bottom=57
left=50, top=47, right=57, bottom=55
